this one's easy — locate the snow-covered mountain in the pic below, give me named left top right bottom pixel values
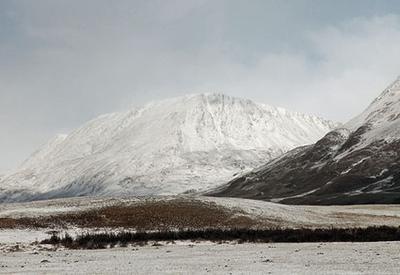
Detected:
left=211, top=77, right=400, bottom=205
left=0, top=93, right=336, bottom=202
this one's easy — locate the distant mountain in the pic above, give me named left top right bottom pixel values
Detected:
left=0, top=93, right=336, bottom=202
left=210, top=78, right=400, bottom=205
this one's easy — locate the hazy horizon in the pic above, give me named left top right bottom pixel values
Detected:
left=2, top=0, right=400, bottom=172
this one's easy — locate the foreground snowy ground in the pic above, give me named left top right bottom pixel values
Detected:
left=1, top=241, right=400, bottom=274
left=1, top=196, right=400, bottom=274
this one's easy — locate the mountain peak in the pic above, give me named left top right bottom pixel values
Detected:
left=211, top=76, right=400, bottom=205
left=387, top=75, right=400, bottom=91
left=346, top=76, right=400, bottom=131
left=151, top=93, right=256, bottom=106
left=0, top=94, right=336, bottom=202
left=372, top=76, right=400, bottom=103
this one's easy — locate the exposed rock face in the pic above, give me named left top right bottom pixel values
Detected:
left=211, top=78, right=400, bottom=205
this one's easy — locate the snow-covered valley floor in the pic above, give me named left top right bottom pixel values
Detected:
left=1, top=241, right=400, bottom=274
left=1, top=196, right=400, bottom=274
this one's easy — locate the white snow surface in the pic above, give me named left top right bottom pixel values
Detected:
left=2, top=242, right=400, bottom=274
left=1, top=195, right=400, bottom=274
left=345, top=76, right=400, bottom=149
left=0, top=93, right=336, bottom=200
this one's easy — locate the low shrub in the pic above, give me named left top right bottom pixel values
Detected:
left=41, top=226, right=400, bottom=249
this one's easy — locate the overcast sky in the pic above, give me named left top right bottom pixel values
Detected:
left=1, top=0, right=400, bottom=172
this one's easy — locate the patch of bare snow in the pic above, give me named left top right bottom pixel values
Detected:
left=1, top=242, right=400, bottom=274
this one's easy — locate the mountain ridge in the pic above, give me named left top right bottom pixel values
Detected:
left=210, top=78, right=400, bottom=205
left=0, top=93, right=336, bottom=202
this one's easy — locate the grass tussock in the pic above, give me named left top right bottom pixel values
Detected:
left=42, top=226, right=400, bottom=249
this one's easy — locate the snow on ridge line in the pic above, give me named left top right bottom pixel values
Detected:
left=23, top=93, right=337, bottom=158
left=345, top=76, right=400, bottom=131
left=0, top=93, right=338, bottom=202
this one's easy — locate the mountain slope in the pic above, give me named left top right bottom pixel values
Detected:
left=210, top=78, right=400, bottom=205
left=0, top=93, right=336, bottom=202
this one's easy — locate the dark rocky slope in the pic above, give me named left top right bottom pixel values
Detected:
left=210, top=77, right=400, bottom=205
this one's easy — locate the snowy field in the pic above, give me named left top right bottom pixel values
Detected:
left=1, top=196, right=400, bottom=274
left=1, top=241, right=400, bottom=274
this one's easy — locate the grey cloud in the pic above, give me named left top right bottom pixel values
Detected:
left=1, top=0, right=400, bottom=171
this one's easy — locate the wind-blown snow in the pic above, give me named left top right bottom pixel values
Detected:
left=0, top=93, right=336, bottom=201
left=345, top=76, right=400, bottom=149
left=346, top=76, right=400, bottom=130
